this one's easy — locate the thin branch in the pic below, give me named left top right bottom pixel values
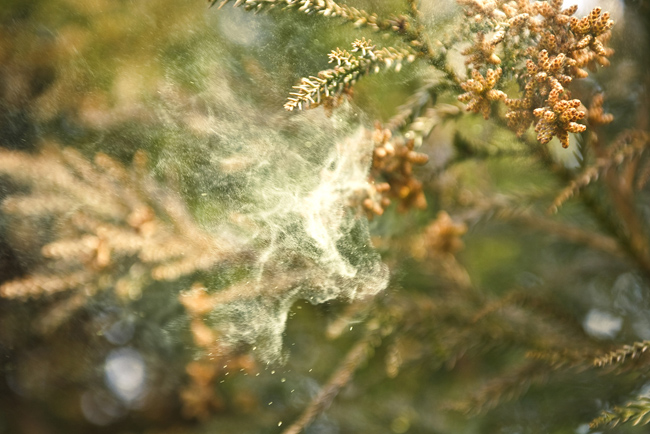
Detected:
left=284, top=39, right=416, bottom=111
left=494, top=114, right=650, bottom=279
left=281, top=332, right=380, bottom=434
left=591, top=397, right=650, bottom=429
left=550, top=131, right=649, bottom=213
left=217, top=0, right=409, bottom=37
left=594, top=340, right=650, bottom=368
left=461, top=193, right=624, bottom=258
left=447, top=360, right=551, bottom=415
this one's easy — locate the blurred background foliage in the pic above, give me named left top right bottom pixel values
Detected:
left=1, top=0, right=650, bottom=433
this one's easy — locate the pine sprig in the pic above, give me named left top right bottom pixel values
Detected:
left=284, top=38, right=416, bottom=111
left=526, top=349, right=594, bottom=370
left=215, top=0, right=437, bottom=59
left=594, top=340, right=650, bottom=368
left=216, top=0, right=404, bottom=34
left=590, top=397, right=650, bottom=428
left=387, top=81, right=438, bottom=131
left=447, top=360, right=552, bottom=415
left=549, top=130, right=649, bottom=213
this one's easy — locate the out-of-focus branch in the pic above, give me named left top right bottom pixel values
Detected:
left=281, top=332, right=380, bottom=434
left=460, top=193, right=624, bottom=258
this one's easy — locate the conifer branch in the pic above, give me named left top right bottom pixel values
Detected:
left=387, top=81, right=438, bottom=131
left=448, top=360, right=551, bottom=415
left=549, top=130, right=649, bottom=213
left=457, top=0, right=614, bottom=147
left=281, top=332, right=380, bottom=434
left=594, top=340, right=650, bottom=368
left=590, top=397, right=650, bottom=428
left=0, top=146, right=244, bottom=330
left=461, top=193, right=624, bottom=257
left=388, top=81, right=463, bottom=147
left=216, top=0, right=410, bottom=36
left=526, top=348, right=595, bottom=370
left=637, top=158, right=650, bottom=190
left=284, top=38, right=416, bottom=111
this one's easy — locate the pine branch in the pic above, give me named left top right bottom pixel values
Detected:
left=284, top=38, right=416, bottom=111
left=447, top=360, right=551, bottom=415
left=387, top=80, right=438, bottom=131
left=590, top=397, right=650, bottom=428
left=281, top=332, right=380, bottom=434
left=549, top=130, right=649, bottom=213
left=511, top=117, right=650, bottom=279
left=471, top=290, right=588, bottom=340
left=526, top=348, right=595, bottom=371
left=216, top=0, right=407, bottom=35
left=387, top=80, right=463, bottom=147
left=461, top=193, right=624, bottom=257
left=0, top=146, right=244, bottom=331
left=637, top=157, right=650, bottom=190
left=594, top=340, right=650, bottom=368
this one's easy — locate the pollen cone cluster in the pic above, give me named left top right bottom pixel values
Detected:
left=457, top=0, right=614, bottom=148
left=350, top=124, right=429, bottom=219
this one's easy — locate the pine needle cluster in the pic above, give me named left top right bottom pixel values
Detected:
left=284, top=38, right=416, bottom=111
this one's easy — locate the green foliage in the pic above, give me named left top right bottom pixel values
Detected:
left=284, top=39, right=416, bottom=111
left=591, top=397, right=650, bottom=428
left=1, top=0, right=650, bottom=433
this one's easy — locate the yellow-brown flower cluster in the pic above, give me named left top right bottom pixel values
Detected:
left=587, top=93, right=614, bottom=126
left=458, top=67, right=507, bottom=119
left=350, top=124, right=429, bottom=219
left=462, top=31, right=505, bottom=67
left=457, top=0, right=614, bottom=148
left=533, top=94, right=586, bottom=148
left=422, top=211, right=468, bottom=255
